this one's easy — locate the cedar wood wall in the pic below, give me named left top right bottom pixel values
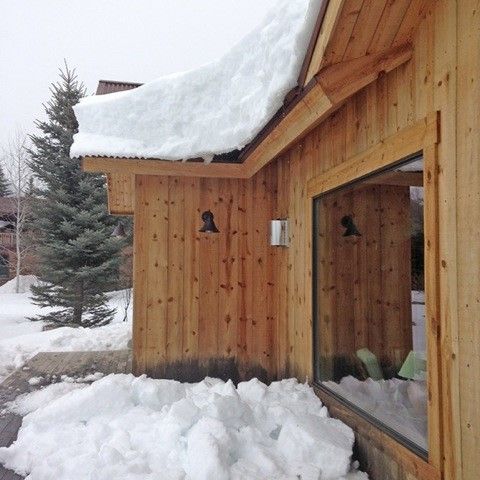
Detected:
left=132, top=1, right=478, bottom=478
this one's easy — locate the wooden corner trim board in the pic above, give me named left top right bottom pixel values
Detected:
left=82, top=157, right=249, bottom=179
left=82, top=43, right=413, bottom=181
left=306, top=111, right=440, bottom=199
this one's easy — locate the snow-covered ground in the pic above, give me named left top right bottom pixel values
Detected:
left=0, top=276, right=51, bottom=339
left=0, top=276, right=369, bottom=478
left=0, top=375, right=367, bottom=480
left=0, top=276, right=132, bottom=382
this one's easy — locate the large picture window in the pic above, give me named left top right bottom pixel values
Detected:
left=313, top=156, right=427, bottom=455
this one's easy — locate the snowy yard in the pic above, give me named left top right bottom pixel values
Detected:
left=0, top=276, right=131, bottom=382
left=0, top=277, right=368, bottom=479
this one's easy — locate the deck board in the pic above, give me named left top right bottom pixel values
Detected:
left=0, top=350, right=132, bottom=480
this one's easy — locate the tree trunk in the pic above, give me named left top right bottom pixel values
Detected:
left=15, top=181, right=21, bottom=294
left=73, top=281, right=84, bottom=325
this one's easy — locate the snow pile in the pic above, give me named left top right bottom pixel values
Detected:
left=8, top=382, right=86, bottom=416
left=71, top=0, right=323, bottom=161
left=0, top=321, right=130, bottom=383
left=0, top=375, right=367, bottom=480
left=0, top=275, right=39, bottom=294
left=0, top=291, right=46, bottom=340
left=324, top=376, right=427, bottom=450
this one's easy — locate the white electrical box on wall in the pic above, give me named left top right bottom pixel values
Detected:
left=270, top=219, right=289, bottom=247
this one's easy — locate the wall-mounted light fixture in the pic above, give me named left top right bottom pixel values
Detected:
left=270, top=219, right=289, bottom=246
left=199, top=210, right=219, bottom=233
left=340, top=215, right=361, bottom=237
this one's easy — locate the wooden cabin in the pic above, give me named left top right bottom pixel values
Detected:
left=78, top=1, right=480, bottom=479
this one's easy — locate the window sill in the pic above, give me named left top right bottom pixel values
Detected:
left=312, top=383, right=440, bottom=480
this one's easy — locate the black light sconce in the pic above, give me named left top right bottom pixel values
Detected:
left=199, top=210, right=219, bottom=233
left=341, top=215, right=361, bottom=237
left=111, top=221, right=127, bottom=238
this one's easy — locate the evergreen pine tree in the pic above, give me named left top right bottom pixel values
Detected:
left=29, top=64, right=123, bottom=327
left=0, top=163, right=10, bottom=196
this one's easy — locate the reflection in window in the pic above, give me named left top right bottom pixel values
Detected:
left=313, top=156, right=427, bottom=453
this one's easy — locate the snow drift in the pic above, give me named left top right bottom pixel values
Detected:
left=0, top=375, right=367, bottom=480
left=0, top=277, right=132, bottom=382
left=71, top=0, right=323, bottom=161
left=0, top=275, right=39, bottom=294
left=0, top=322, right=131, bottom=383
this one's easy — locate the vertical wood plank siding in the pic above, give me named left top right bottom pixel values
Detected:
left=133, top=167, right=280, bottom=382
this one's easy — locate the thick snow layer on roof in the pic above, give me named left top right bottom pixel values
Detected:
left=71, top=0, right=323, bottom=162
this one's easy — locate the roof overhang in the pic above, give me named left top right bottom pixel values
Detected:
left=84, top=42, right=413, bottom=179
left=81, top=0, right=428, bottom=216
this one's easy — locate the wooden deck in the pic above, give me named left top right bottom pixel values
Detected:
left=0, top=350, right=132, bottom=480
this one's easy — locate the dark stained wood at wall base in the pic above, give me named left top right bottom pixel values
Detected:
left=133, top=357, right=271, bottom=385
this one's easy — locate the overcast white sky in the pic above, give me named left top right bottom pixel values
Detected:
left=0, top=0, right=276, bottom=145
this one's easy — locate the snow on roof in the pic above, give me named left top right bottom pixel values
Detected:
left=71, top=0, right=324, bottom=162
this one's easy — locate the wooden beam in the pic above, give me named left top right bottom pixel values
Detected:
left=316, top=42, right=414, bottom=104
left=307, top=111, right=439, bottom=198
left=423, top=142, right=442, bottom=470
left=83, top=157, right=249, bottom=179
left=242, top=84, right=334, bottom=177
left=363, top=170, right=424, bottom=187
left=303, top=0, right=346, bottom=85
left=243, top=43, right=414, bottom=177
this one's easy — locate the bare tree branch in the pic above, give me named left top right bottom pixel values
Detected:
left=1, top=129, right=33, bottom=293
